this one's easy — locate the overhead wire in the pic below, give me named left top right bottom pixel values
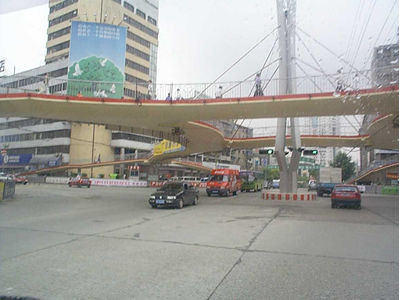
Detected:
left=347, top=0, right=377, bottom=81
left=343, top=0, right=365, bottom=65
left=194, top=26, right=279, bottom=99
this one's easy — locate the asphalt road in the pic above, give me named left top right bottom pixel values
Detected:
left=0, top=184, right=398, bottom=299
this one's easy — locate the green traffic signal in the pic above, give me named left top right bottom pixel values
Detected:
left=303, top=149, right=319, bottom=156
left=259, top=149, right=274, bottom=155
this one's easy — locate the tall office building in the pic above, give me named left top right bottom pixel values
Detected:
left=0, top=0, right=160, bottom=177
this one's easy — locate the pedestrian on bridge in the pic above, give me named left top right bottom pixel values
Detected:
left=147, top=80, right=153, bottom=99
left=176, top=88, right=183, bottom=100
left=254, top=73, right=263, bottom=96
left=215, top=86, right=223, bottom=98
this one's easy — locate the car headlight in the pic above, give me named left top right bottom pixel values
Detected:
left=150, top=196, right=156, bottom=199
left=167, top=196, right=176, bottom=200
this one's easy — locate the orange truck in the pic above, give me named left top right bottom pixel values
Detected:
left=206, top=169, right=241, bottom=197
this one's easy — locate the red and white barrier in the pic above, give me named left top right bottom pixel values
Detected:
left=262, top=191, right=316, bottom=201
left=150, top=181, right=208, bottom=188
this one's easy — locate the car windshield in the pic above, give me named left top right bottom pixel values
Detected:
left=210, top=175, right=229, bottom=182
left=160, top=183, right=182, bottom=191
left=335, top=186, right=358, bottom=192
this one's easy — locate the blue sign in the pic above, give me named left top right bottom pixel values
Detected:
left=0, top=154, right=32, bottom=165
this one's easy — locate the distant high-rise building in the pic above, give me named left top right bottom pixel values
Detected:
left=371, top=43, right=399, bottom=87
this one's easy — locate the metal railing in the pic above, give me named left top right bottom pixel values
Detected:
left=1, top=68, right=395, bottom=101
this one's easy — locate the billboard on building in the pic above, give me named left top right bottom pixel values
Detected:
left=67, top=21, right=127, bottom=98
left=153, top=140, right=185, bottom=156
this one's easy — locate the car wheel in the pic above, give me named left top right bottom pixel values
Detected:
left=178, top=198, right=184, bottom=209
left=151, top=205, right=156, bottom=209
left=193, top=196, right=199, bottom=205
left=207, top=192, right=211, bottom=197
left=68, top=183, right=71, bottom=187
left=331, top=201, right=336, bottom=208
left=233, top=190, right=237, bottom=196
left=87, top=184, right=91, bottom=188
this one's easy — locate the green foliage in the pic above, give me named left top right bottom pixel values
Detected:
left=330, top=152, right=355, bottom=181
left=308, top=168, right=319, bottom=181
left=67, top=56, right=124, bottom=98
left=263, top=168, right=280, bottom=181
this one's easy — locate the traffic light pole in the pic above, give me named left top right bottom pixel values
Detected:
left=275, top=0, right=301, bottom=193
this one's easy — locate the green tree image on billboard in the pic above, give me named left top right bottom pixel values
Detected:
left=67, top=21, right=127, bottom=98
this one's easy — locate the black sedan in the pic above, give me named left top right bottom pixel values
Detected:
left=149, top=182, right=199, bottom=209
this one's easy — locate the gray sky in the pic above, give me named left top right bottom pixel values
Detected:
left=0, top=0, right=398, bottom=81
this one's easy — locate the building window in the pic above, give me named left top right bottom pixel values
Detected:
left=125, top=59, right=149, bottom=75
left=49, top=9, right=78, bottom=27
left=123, top=14, right=158, bottom=39
left=127, top=31, right=150, bottom=48
left=126, top=44, right=150, bottom=61
left=123, top=1, right=134, bottom=13
left=136, top=9, right=146, bottom=19
left=147, top=16, right=157, bottom=26
left=49, top=0, right=78, bottom=13
left=47, top=41, right=70, bottom=54
left=49, top=68, right=68, bottom=78
left=48, top=26, right=71, bottom=41
left=125, top=74, right=147, bottom=86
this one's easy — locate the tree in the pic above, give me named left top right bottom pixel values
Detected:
left=263, top=168, right=280, bottom=181
left=308, top=168, right=319, bottom=181
left=330, top=152, right=355, bottom=181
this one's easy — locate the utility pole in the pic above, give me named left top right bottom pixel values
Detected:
left=275, top=0, right=301, bottom=193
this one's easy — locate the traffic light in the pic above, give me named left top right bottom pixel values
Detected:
left=303, top=149, right=318, bottom=156
left=259, top=149, right=274, bottom=155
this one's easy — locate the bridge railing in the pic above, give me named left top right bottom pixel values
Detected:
left=0, top=68, right=392, bottom=100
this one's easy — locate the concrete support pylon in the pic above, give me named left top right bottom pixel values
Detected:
left=275, top=0, right=301, bottom=193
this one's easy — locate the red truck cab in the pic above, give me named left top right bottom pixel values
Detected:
left=206, top=169, right=241, bottom=197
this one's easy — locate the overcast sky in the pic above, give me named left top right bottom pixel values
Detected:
left=0, top=0, right=398, bottom=82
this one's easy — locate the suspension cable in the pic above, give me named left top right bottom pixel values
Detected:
left=349, top=0, right=377, bottom=72
left=194, top=26, right=279, bottom=99
left=296, top=62, right=323, bottom=92
left=297, top=26, right=375, bottom=85
left=248, top=35, right=279, bottom=97
left=296, top=32, right=336, bottom=89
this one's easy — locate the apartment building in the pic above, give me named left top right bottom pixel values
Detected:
left=0, top=0, right=159, bottom=177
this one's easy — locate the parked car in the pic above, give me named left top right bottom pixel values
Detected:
left=149, top=181, right=199, bottom=209
left=331, top=184, right=361, bottom=209
left=308, top=180, right=317, bottom=191
left=68, top=176, right=91, bottom=188
left=14, top=176, right=28, bottom=185
left=317, top=182, right=336, bottom=196
left=272, top=179, right=280, bottom=189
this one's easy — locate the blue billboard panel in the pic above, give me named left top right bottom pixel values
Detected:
left=0, top=154, right=32, bottom=165
left=67, top=21, right=127, bottom=98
